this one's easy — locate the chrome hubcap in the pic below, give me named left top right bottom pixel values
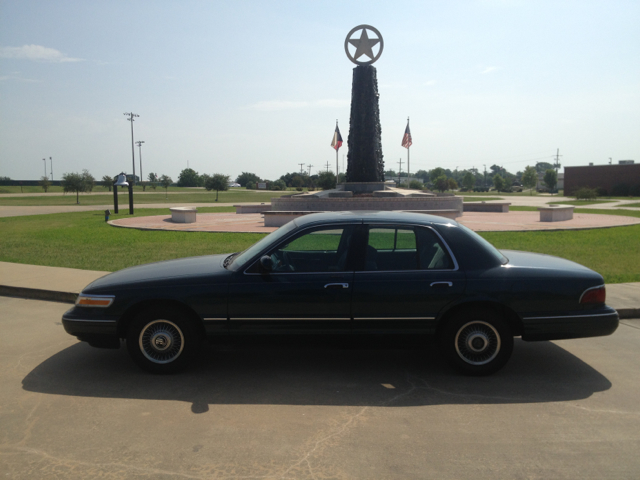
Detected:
left=139, top=320, right=184, bottom=364
left=455, top=321, right=501, bottom=365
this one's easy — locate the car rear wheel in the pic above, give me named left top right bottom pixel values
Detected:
left=126, top=308, right=201, bottom=374
left=439, top=309, right=513, bottom=376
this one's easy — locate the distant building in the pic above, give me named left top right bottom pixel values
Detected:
left=564, top=161, right=639, bottom=196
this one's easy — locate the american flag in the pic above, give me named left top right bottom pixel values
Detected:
left=401, top=121, right=412, bottom=149
left=331, top=124, right=343, bottom=150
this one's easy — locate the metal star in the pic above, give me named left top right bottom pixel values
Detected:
left=349, top=28, right=380, bottom=60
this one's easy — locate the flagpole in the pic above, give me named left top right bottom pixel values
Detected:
left=335, top=120, right=339, bottom=180
left=407, top=117, right=410, bottom=185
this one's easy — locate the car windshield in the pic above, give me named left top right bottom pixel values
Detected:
left=225, top=221, right=298, bottom=270
left=457, top=223, right=509, bottom=264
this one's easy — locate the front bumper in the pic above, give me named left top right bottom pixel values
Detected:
left=521, top=305, right=619, bottom=341
left=62, top=307, right=120, bottom=348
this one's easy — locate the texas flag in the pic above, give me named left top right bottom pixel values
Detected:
left=331, top=124, right=343, bottom=150
left=401, top=121, right=412, bottom=149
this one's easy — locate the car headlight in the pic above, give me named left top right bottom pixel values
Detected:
left=76, top=294, right=115, bottom=308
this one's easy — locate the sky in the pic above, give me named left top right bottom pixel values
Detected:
left=1, top=0, right=639, bottom=182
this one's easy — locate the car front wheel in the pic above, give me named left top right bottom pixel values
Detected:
left=126, top=308, right=201, bottom=373
left=439, top=309, right=513, bottom=376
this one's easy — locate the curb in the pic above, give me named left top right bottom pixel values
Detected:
left=0, top=287, right=638, bottom=318
left=0, top=286, right=77, bottom=304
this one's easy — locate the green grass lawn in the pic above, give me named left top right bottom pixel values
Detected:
left=620, top=202, right=640, bottom=208
left=460, top=197, right=503, bottom=202
left=1, top=207, right=638, bottom=283
left=548, top=200, right=615, bottom=206
left=0, top=189, right=292, bottom=206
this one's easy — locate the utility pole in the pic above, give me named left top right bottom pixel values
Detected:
left=325, top=161, right=330, bottom=172
left=483, top=164, right=487, bottom=188
left=49, top=157, right=53, bottom=180
left=307, top=164, right=313, bottom=176
left=609, top=157, right=612, bottom=165
left=397, top=158, right=403, bottom=184
left=42, top=158, right=46, bottom=178
left=554, top=148, right=562, bottom=174
left=298, top=163, right=305, bottom=174
left=124, top=112, right=139, bottom=184
left=136, top=141, right=145, bottom=183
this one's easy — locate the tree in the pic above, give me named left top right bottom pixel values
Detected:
left=270, top=179, right=286, bottom=191
left=462, top=171, right=475, bottom=191
left=434, top=175, right=449, bottom=192
left=521, top=166, right=538, bottom=195
left=317, top=171, right=337, bottom=190
left=448, top=178, right=458, bottom=191
left=535, top=162, right=554, bottom=174
left=544, top=169, right=558, bottom=193
left=204, top=173, right=229, bottom=201
left=102, top=175, right=113, bottom=192
left=236, top=172, right=261, bottom=187
left=493, top=174, right=506, bottom=192
left=177, top=168, right=202, bottom=187
left=82, top=170, right=95, bottom=193
left=62, top=172, right=88, bottom=204
left=159, top=175, right=173, bottom=198
left=430, top=167, right=446, bottom=181
left=147, top=172, right=158, bottom=190
left=414, top=170, right=430, bottom=183
left=39, top=176, right=52, bottom=192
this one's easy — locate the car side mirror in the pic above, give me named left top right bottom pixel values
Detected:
left=259, top=255, right=273, bottom=272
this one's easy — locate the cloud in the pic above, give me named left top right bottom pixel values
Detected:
left=0, top=45, right=83, bottom=63
left=481, top=66, right=501, bottom=74
left=424, top=80, right=437, bottom=86
left=0, top=72, right=40, bottom=82
left=246, top=99, right=348, bottom=111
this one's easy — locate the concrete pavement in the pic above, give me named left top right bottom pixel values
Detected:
left=1, top=261, right=638, bottom=318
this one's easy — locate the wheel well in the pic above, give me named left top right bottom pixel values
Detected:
left=117, top=299, right=206, bottom=339
left=435, top=301, right=523, bottom=338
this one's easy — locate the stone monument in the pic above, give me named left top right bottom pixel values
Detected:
left=344, top=25, right=385, bottom=185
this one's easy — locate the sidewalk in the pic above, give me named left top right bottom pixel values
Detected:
left=1, top=261, right=638, bottom=319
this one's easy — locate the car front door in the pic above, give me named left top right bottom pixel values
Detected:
left=227, top=224, right=357, bottom=334
left=351, top=224, right=466, bottom=334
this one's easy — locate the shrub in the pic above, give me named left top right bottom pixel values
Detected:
left=296, top=187, right=303, bottom=192
left=246, top=181, right=256, bottom=190
left=574, top=187, right=598, bottom=200
left=409, top=180, right=423, bottom=190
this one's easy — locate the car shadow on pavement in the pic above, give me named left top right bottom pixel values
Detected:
left=22, top=337, right=611, bottom=414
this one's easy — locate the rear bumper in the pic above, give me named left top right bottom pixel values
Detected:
left=521, top=306, right=619, bottom=341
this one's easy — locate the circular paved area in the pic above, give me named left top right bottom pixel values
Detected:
left=109, top=211, right=640, bottom=233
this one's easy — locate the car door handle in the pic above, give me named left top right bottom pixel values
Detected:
left=325, top=283, right=349, bottom=289
left=430, top=281, right=453, bottom=288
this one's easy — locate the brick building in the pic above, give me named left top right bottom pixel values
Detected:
left=564, top=163, right=640, bottom=196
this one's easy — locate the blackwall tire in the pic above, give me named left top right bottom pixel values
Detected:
left=439, top=309, right=513, bottom=376
left=126, top=308, right=201, bottom=374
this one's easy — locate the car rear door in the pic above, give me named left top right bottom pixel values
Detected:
left=351, top=224, right=466, bottom=334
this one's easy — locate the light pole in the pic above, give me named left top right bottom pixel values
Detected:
left=49, top=157, right=53, bottom=180
left=124, top=112, right=139, bottom=184
left=42, top=158, right=47, bottom=178
left=136, top=141, right=145, bottom=183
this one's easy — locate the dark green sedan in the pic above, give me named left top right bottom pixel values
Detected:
left=62, top=211, right=618, bottom=375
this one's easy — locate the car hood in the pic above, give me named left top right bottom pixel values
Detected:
left=502, top=250, right=597, bottom=274
left=83, top=254, right=230, bottom=292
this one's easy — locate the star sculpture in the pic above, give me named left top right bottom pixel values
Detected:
left=349, top=28, right=380, bottom=61
left=344, top=25, right=384, bottom=66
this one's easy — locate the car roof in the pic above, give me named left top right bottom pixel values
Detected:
left=292, top=211, right=459, bottom=228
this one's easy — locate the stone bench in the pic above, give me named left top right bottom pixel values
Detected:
left=463, top=202, right=511, bottom=212
left=538, top=205, right=575, bottom=222
left=234, top=203, right=270, bottom=214
left=170, top=207, right=197, bottom=223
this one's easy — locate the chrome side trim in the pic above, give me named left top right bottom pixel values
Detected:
left=354, top=317, right=435, bottom=320
left=579, top=284, right=605, bottom=303
left=203, top=318, right=227, bottom=321
left=62, top=318, right=117, bottom=323
left=523, top=312, right=616, bottom=320
left=231, top=317, right=351, bottom=321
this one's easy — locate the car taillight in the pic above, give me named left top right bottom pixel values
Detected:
left=580, top=285, right=606, bottom=304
